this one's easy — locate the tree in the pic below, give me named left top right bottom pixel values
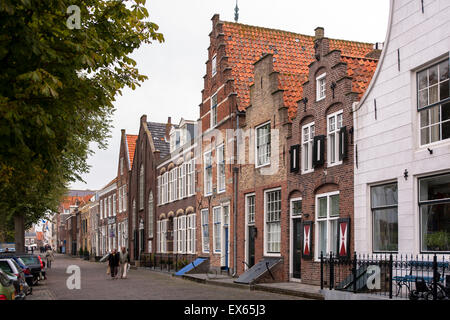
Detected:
left=0, top=0, right=164, bottom=252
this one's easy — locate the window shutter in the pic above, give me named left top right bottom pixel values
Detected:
left=312, top=135, right=325, bottom=167
left=290, top=145, right=300, bottom=173
left=301, top=221, right=313, bottom=259
left=338, top=126, right=348, bottom=161
left=336, top=218, right=351, bottom=259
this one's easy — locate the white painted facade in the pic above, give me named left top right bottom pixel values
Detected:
left=354, top=0, right=450, bottom=256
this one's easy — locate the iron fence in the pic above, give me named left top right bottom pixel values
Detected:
left=139, top=253, right=197, bottom=273
left=320, top=252, right=450, bottom=300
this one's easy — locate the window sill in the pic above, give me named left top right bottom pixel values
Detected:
left=316, top=96, right=326, bottom=102
left=264, top=253, right=282, bottom=258
left=217, top=189, right=226, bottom=194
left=302, top=169, right=314, bottom=175
left=255, top=162, right=271, bottom=169
left=417, top=138, right=450, bottom=151
left=327, top=161, right=343, bottom=168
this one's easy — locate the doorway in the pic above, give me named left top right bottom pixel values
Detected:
left=290, top=198, right=302, bottom=281
left=248, top=226, right=256, bottom=268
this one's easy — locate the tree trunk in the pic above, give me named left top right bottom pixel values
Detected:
left=14, top=214, right=25, bottom=254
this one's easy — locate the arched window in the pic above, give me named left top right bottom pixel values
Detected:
left=139, top=164, right=144, bottom=210
left=148, top=192, right=154, bottom=238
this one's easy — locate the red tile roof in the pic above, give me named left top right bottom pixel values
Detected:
left=341, top=56, right=379, bottom=99
left=60, top=194, right=94, bottom=211
left=126, top=134, right=138, bottom=169
left=221, top=21, right=375, bottom=117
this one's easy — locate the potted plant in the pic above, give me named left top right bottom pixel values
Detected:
left=425, top=231, right=450, bottom=251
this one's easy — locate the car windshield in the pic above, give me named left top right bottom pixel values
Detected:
left=19, top=256, right=39, bottom=265
left=16, top=258, right=26, bottom=267
left=0, top=261, right=13, bottom=273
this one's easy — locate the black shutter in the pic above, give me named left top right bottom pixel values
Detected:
left=339, top=126, right=348, bottom=161
left=312, top=135, right=325, bottom=167
left=290, top=145, right=300, bottom=173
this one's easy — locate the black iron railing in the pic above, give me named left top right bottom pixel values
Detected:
left=139, top=253, right=197, bottom=273
left=320, top=252, right=450, bottom=300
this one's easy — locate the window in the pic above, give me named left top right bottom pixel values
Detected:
left=160, top=219, right=167, bottom=253
left=211, top=94, right=218, bottom=128
left=256, top=122, right=271, bottom=167
left=168, top=170, right=173, bottom=202
left=419, top=173, right=450, bottom=252
left=180, top=215, right=186, bottom=253
left=100, top=200, right=103, bottom=219
left=139, top=164, right=144, bottom=210
left=189, top=159, right=195, bottom=196
left=120, top=157, right=124, bottom=175
left=316, top=192, right=340, bottom=257
left=212, top=55, right=217, bottom=76
left=113, top=194, right=116, bottom=216
left=246, top=194, right=255, bottom=225
left=157, top=220, right=161, bottom=253
left=213, top=207, right=222, bottom=253
left=371, top=183, right=398, bottom=252
left=187, top=214, right=196, bottom=254
left=173, top=217, right=178, bottom=253
left=184, top=162, right=189, bottom=197
left=204, top=151, right=213, bottom=195
left=327, top=111, right=343, bottom=165
left=201, top=209, right=210, bottom=253
left=123, top=186, right=127, bottom=213
left=132, top=199, right=136, bottom=234
left=302, top=123, right=315, bottom=173
left=157, top=176, right=161, bottom=205
left=109, top=196, right=112, bottom=217
left=178, top=165, right=183, bottom=200
left=171, top=168, right=177, bottom=201
left=316, top=73, right=326, bottom=101
left=217, top=145, right=225, bottom=192
left=162, top=172, right=168, bottom=204
left=148, top=193, right=154, bottom=238
left=291, top=199, right=302, bottom=216
left=418, top=59, right=450, bottom=145
left=265, top=189, right=281, bottom=254
left=118, top=187, right=122, bottom=213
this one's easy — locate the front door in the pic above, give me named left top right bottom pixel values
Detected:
left=292, top=218, right=302, bottom=279
left=224, top=227, right=229, bottom=270
left=248, top=226, right=256, bottom=268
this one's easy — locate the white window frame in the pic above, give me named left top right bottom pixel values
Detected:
left=212, top=54, right=217, bottom=76
left=184, top=162, right=189, bottom=198
left=157, top=176, right=161, bottom=206
left=204, top=151, right=213, bottom=196
left=316, top=73, right=326, bottom=101
left=255, top=121, right=271, bottom=168
left=217, top=144, right=226, bottom=193
left=113, top=193, right=116, bottom=216
left=187, top=213, right=196, bottom=254
left=213, top=206, right=222, bottom=253
left=148, top=193, right=154, bottom=238
left=163, top=172, right=168, bottom=204
left=264, top=188, right=282, bottom=257
left=178, top=165, right=183, bottom=200
left=244, top=193, right=255, bottom=270
left=315, top=191, right=340, bottom=261
left=201, top=209, right=210, bottom=253
left=118, top=187, right=122, bottom=213
left=211, top=93, right=218, bottom=128
left=189, top=159, right=195, bottom=196
left=302, top=122, right=315, bottom=174
left=327, top=110, right=343, bottom=167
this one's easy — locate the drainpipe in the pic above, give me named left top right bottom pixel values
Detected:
left=232, top=109, right=239, bottom=277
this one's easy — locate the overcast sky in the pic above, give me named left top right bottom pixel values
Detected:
left=70, top=0, right=390, bottom=191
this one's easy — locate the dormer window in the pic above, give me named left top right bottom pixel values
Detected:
left=170, top=130, right=181, bottom=153
left=212, top=55, right=217, bottom=76
left=316, top=73, right=326, bottom=101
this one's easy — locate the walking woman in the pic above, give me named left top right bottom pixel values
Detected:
left=119, top=247, right=130, bottom=279
left=45, top=248, right=54, bottom=269
left=108, top=249, right=120, bottom=279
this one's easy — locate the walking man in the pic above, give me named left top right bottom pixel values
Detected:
left=108, top=249, right=120, bottom=279
left=119, top=247, right=130, bottom=279
left=45, top=247, right=54, bottom=269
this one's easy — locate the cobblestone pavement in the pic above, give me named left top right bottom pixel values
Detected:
left=31, top=254, right=304, bottom=300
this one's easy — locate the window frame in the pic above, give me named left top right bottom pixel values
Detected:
left=246, top=193, right=256, bottom=225
left=327, top=110, right=344, bottom=167
left=213, top=206, right=222, bottom=253
left=316, top=73, right=327, bottom=101
left=201, top=209, right=210, bottom=253
left=204, top=151, right=213, bottom=196
left=217, top=144, right=226, bottom=193
left=211, top=93, right=218, bottom=128
left=264, top=188, right=282, bottom=256
left=302, top=122, right=315, bottom=174
left=315, top=191, right=340, bottom=260
left=255, top=121, right=271, bottom=168
left=212, top=54, right=217, bottom=76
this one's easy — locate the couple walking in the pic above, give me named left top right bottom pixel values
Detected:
left=107, top=247, right=129, bottom=279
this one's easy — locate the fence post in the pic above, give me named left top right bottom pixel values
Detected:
left=352, top=252, right=357, bottom=293
left=320, top=251, right=324, bottom=290
left=389, top=254, right=393, bottom=299
left=329, top=252, right=334, bottom=290
left=433, top=254, right=438, bottom=300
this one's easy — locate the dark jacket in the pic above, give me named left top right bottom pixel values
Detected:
left=108, top=252, right=120, bottom=267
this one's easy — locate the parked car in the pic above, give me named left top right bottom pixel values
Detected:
left=0, top=270, right=16, bottom=300
left=0, top=259, right=31, bottom=296
left=0, top=253, right=36, bottom=286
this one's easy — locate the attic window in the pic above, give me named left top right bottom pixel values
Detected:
left=212, top=55, right=217, bottom=76
left=316, top=73, right=326, bottom=101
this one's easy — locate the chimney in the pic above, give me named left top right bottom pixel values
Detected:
left=165, top=116, right=172, bottom=140
left=314, top=27, right=324, bottom=40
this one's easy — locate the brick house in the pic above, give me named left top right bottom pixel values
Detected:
left=155, top=118, right=198, bottom=266
left=98, top=178, right=117, bottom=255
left=128, top=115, right=171, bottom=262
left=197, top=14, right=376, bottom=278
left=286, top=28, right=378, bottom=285
left=116, top=130, right=138, bottom=252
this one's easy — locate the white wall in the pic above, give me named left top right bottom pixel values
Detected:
left=354, top=0, right=450, bottom=255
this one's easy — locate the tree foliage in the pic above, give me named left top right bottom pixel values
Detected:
left=0, top=0, right=164, bottom=227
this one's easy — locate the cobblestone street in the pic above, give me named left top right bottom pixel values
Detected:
left=30, top=254, right=303, bottom=300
